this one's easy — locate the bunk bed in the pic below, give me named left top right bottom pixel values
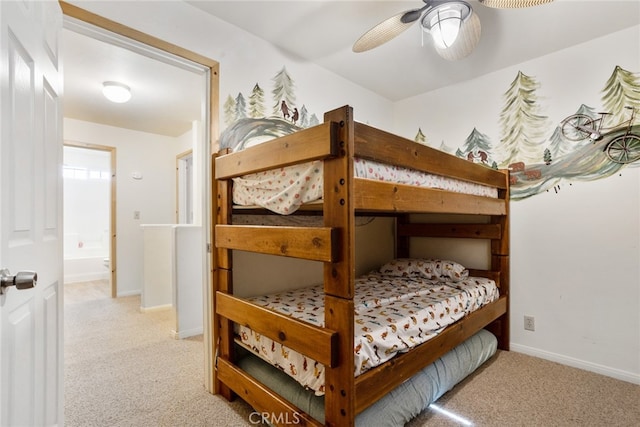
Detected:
left=213, top=105, right=510, bottom=426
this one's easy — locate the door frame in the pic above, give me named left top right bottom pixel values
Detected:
left=59, top=1, right=220, bottom=392
left=176, top=149, right=193, bottom=224
left=63, top=142, right=117, bottom=298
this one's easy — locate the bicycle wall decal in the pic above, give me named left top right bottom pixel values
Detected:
left=561, top=106, right=640, bottom=164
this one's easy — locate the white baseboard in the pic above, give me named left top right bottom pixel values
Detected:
left=64, top=272, right=109, bottom=283
left=510, top=343, right=640, bottom=385
left=139, top=304, right=172, bottom=313
left=170, top=327, right=203, bottom=340
left=117, top=290, right=141, bottom=297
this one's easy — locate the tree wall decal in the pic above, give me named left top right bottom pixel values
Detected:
left=248, top=83, right=266, bottom=118
left=235, top=92, right=247, bottom=120
left=271, top=66, right=296, bottom=118
left=223, top=95, right=236, bottom=128
left=601, top=66, right=640, bottom=125
left=498, top=71, right=550, bottom=166
left=462, top=128, right=493, bottom=164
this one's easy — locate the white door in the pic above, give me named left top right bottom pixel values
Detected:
left=0, top=1, right=63, bottom=426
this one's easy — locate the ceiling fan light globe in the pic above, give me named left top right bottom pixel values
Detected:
left=421, top=2, right=472, bottom=50
left=429, top=11, right=461, bottom=49
left=435, top=11, right=481, bottom=61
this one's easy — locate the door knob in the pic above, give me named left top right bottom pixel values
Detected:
left=0, top=269, right=37, bottom=295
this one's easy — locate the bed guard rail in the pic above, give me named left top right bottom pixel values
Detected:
left=216, top=291, right=339, bottom=368
left=354, top=295, right=508, bottom=414
left=353, top=122, right=509, bottom=190
left=215, top=225, right=339, bottom=262
left=215, top=121, right=339, bottom=179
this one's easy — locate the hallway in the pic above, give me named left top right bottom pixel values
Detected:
left=63, top=282, right=254, bottom=426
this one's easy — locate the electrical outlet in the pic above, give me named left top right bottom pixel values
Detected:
left=133, top=210, right=140, bottom=220
left=524, top=315, right=535, bottom=332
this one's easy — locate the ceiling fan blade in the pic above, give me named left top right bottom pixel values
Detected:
left=478, top=0, right=554, bottom=8
left=352, top=11, right=418, bottom=53
left=434, top=11, right=481, bottom=61
left=400, top=3, right=430, bottom=24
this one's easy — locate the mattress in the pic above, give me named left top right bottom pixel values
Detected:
left=232, top=158, right=499, bottom=214
left=236, top=328, right=498, bottom=426
left=236, top=271, right=499, bottom=395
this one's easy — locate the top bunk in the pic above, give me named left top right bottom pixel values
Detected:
left=215, top=105, right=509, bottom=217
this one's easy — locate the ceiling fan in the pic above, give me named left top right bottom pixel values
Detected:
left=352, top=0, right=554, bottom=61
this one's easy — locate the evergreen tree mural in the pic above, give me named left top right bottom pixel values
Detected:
left=601, top=66, right=640, bottom=124
left=248, top=83, right=266, bottom=118
left=223, top=94, right=237, bottom=128
left=271, top=66, right=297, bottom=117
left=498, top=71, right=550, bottom=166
left=439, top=140, right=455, bottom=154
left=308, top=113, right=320, bottom=127
left=461, top=128, right=493, bottom=163
left=543, top=148, right=552, bottom=165
left=546, top=126, right=566, bottom=160
left=235, top=92, right=247, bottom=120
left=299, top=105, right=309, bottom=128
left=414, top=128, right=427, bottom=145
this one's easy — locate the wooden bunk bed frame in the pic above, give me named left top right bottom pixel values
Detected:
left=213, top=105, right=510, bottom=427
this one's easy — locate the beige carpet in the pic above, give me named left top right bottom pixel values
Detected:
left=65, top=281, right=640, bottom=426
left=64, top=281, right=254, bottom=427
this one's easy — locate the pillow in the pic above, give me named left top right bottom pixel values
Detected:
left=379, top=258, right=468, bottom=282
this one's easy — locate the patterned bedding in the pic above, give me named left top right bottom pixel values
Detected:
left=232, top=158, right=498, bottom=214
left=236, top=271, right=499, bottom=395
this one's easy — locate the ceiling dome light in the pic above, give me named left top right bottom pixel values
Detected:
left=421, top=1, right=472, bottom=50
left=102, top=81, right=131, bottom=103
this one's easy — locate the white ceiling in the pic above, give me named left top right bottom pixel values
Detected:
left=62, top=22, right=206, bottom=138
left=188, top=0, right=639, bottom=100
left=62, top=0, right=640, bottom=137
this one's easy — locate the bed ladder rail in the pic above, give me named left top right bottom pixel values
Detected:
left=215, top=224, right=339, bottom=262
left=216, top=292, right=339, bottom=368
left=215, top=121, right=339, bottom=179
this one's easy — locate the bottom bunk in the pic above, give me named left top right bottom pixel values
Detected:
left=236, top=260, right=498, bottom=395
left=215, top=258, right=507, bottom=426
left=232, top=328, right=497, bottom=426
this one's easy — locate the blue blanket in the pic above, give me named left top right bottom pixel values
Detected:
left=236, top=328, right=497, bottom=426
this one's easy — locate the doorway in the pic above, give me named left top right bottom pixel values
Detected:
left=60, top=1, right=219, bottom=391
left=177, top=150, right=194, bottom=224
left=63, top=143, right=117, bottom=298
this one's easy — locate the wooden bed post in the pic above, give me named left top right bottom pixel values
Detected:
left=213, top=149, right=235, bottom=400
left=323, top=106, right=356, bottom=427
left=490, top=170, right=510, bottom=350
left=396, top=214, right=411, bottom=258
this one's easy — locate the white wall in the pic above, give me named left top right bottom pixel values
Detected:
left=64, top=118, right=178, bottom=296
left=394, top=26, right=640, bottom=383
left=67, top=1, right=639, bottom=384
left=66, top=0, right=394, bottom=132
